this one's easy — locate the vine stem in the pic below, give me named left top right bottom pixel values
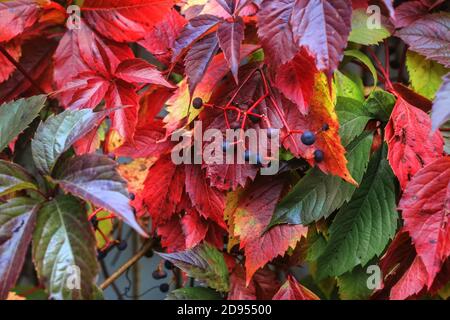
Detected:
left=99, top=239, right=154, bottom=290
left=0, top=44, right=46, bottom=95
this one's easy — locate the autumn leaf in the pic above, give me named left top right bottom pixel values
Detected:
left=399, top=156, right=450, bottom=287
left=272, top=275, right=320, bottom=300
left=385, top=97, right=444, bottom=189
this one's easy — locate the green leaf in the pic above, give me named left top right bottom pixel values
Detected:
left=406, top=51, right=449, bottom=100
left=334, top=70, right=365, bottom=102
left=344, top=49, right=378, bottom=87
left=54, top=154, right=147, bottom=237
left=317, top=146, right=398, bottom=278
left=31, top=109, right=105, bottom=174
left=364, top=90, right=396, bottom=123
left=0, top=95, right=47, bottom=153
left=337, top=265, right=374, bottom=300
left=0, top=197, right=40, bottom=300
left=32, top=195, right=99, bottom=300
left=0, top=160, right=37, bottom=196
left=348, top=9, right=390, bottom=45
left=158, top=243, right=229, bottom=292
left=166, top=287, right=222, bottom=300
left=336, top=97, right=373, bottom=146
left=270, top=132, right=373, bottom=227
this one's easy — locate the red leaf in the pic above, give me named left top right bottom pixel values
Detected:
left=82, top=0, right=176, bottom=42
left=257, top=0, right=298, bottom=66
left=185, top=33, right=220, bottom=95
left=395, top=0, right=439, bottom=28
left=157, top=216, right=186, bottom=253
left=138, top=9, right=187, bottom=65
left=232, top=177, right=307, bottom=283
left=0, top=41, right=21, bottom=83
left=217, top=17, right=245, bottom=83
left=181, top=209, right=209, bottom=249
left=272, top=275, right=320, bottom=300
left=0, top=0, right=41, bottom=42
left=115, top=121, right=172, bottom=159
left=399, top=156, right=450, bottom=287
left=290, top=0, right=352, bottom=73
left=62, top=72, right=109, bottom=110
left=397, top=13, right=450, bottom=68
left=185, top=164, right=227, bottom=229
left=385, top=97, right=444, bottom=189
left=172, top=14, right=221, bottom=63
left=228, top=265, right=257, bottom=300
left=274, top=49, right=316, bottom=114
left=142, top=155, right=185, bottom=224
left=115, top=58, right=174, bottom=88
left=105, top=81, right=139, bottom=141
left=390, top=256, right=428, bottom=300
left=138, top=87, right=174, bottom=126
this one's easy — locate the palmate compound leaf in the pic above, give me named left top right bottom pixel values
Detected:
left=231, top=177, right=308, bottom=284
left=385, top=97, right=444, bottom=189
left=0, top=160, right=37, bottom=197
left=316, top=145, right=398, bottom=278
left=399, top=156, right=450, bottom=287
left=31, top=108, right=107, bottom=175
left=54, top=154, right=147, bottom=237
left=0, top=197, right=40, bottom=300
left=158, top=243, right=229, bottom=292
left=32, top=195, right=99, bottom=300
left=432, top=73, right=450, bottom=131
left=396, top=13, right=450, bottom=68
left=0, top=95, right=47, bottom=153
left=269, top=131, right=373, bottom=228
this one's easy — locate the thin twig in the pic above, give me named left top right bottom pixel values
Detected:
left=100, top=259, right=124, bottom=300
left=99, top=239, right=153, bottom=290
left=0, top=44, right=46, bottom=94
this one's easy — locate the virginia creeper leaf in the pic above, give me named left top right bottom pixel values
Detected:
left=158, top=243, right=230, bottom=292
left=364, top=90, right=396, bottom=123
left=0, top=95, right=47, bottom=153
left=432, top=73, right=450, bottom=131
left=0, top=0, right=41, bottom=42
left=397, top=13, right=450, bottom=68
left=270, top=132, right=373, bottom=227
left=399, top=156, right=450, bottom=287
left=32, top=195, right=99, bottom=300
left=82, top=0, right=175, bottom=42
left=406, top=51, right=449, bottom=100
left=272, top=276, right=319, bottom=300
left=114, top=58, right=174, bottom=88
left=32, top=108, right=106, bottom=174
left=217, top=17, right=245, bottom=83
left=54, top=154, right=147, bottom=237
left=385, top=97, right=444, bottom=189
left=336, top=97, right=373, bottom=146
left=317, top=146, right=398, bottom=278
left=290, top=0, right=353, bottom=73
left=0, top=197, right=40, bottom=300
left=0, top=160, right=37, bottom=196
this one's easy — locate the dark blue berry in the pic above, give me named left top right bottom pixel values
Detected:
left=129, top=193, right=135, bottom=200
left=97, top=250, right=107, bottom=260
left=322, top=123, right=329, bottom=131
left=301, top=131, right=316, bottom=146
left=145, top=249, right=154, bottom=258
left=159, top=283, right=170, bottom=293
left=117, top=240, right=128, bottom=251
left=90, top=216, right=98, bottom=229
left=192, top=97, right=203, bottom=109
left=314, top=149, right=325, bottom=163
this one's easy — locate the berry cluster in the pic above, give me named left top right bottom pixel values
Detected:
left=190, top=68, right=327, bottom=165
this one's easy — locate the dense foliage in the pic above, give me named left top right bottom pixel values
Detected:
left=0, top=0, right=449, bottom=300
